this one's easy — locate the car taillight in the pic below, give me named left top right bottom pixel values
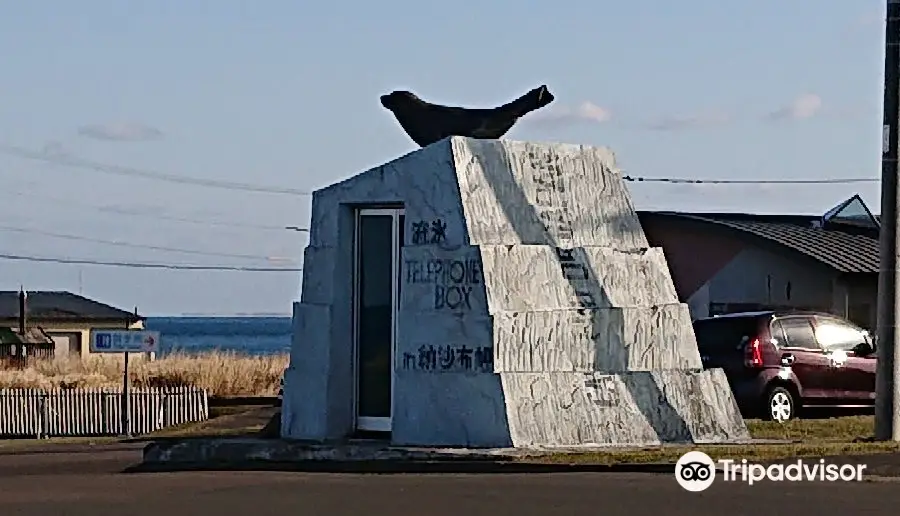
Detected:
left=744, top=337, right=763, bottom=367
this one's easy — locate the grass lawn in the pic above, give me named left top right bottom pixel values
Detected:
left=745, top=414, right=874, bottom=442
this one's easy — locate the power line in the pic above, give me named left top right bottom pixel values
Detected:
left=0, top=223, right=292, bottom=262
left=622, top=175, right=878, bottom=185
left=5, top=140, right=875, bottom=191
left=96, top=204, right=303, bottom=232
left=0, top=252, right=302, bottom=271
left=0, top=143, right=312, bottom=196
left=0, top=185, right=303, bottom=232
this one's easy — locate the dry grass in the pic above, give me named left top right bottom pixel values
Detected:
left=0, top=351, right=289, bottom=397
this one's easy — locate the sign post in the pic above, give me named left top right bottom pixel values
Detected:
left=89, top=330, right=160, bottom=437
left=123, top=351, right=130, bottom=437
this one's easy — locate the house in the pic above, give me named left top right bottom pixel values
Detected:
left=0, top=325, right=55, bottom=366
left=637, top=194, right=880, bottom=330
left=0, top=290, right=144, bottom=358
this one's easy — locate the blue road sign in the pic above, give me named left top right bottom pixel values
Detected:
left=89, top=330, right=160, bottom=353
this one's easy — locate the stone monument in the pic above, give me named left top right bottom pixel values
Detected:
left=282, top=136, right=750, bottom=447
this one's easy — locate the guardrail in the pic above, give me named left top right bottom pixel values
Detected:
left=0, top=386, right=209, bottom=438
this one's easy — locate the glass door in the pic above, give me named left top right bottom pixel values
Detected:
left=354, top=208, right=403, bottom=432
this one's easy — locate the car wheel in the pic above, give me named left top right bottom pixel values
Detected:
left=765, top=386, right=796, bottom=423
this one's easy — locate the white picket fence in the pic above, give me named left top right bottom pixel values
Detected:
left=0, top=387, right=209, bottom=438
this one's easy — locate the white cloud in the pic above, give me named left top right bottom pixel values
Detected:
left=767, top=93, right=823, bottom=121
left=569, top=101, right=613, bottom=123
left=528, top=101, right=612, bottom=126
left=643, top=110, right=730, bottom=131
left=77, top=122, right=164, bottom=142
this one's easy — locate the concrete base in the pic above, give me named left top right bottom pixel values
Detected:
left=139, top=435, right=791, bottom=473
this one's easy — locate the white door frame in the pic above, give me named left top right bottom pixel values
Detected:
left=353, top=207, right=404, bottom=432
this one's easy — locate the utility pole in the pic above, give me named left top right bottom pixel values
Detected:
left=876, top=0, right=900, bottom=442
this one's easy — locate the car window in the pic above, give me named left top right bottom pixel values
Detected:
left=769, top=320, right=787, bottom=347
left=693, top=316, right=763, bottom=355
left=778, top=317, right=819, bottom=350
left=814, top=318, right=868, bottom=352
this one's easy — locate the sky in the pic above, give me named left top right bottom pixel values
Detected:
left=0, top=0, right=889, bottom=315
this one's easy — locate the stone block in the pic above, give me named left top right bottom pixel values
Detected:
left=282, top=303, right=332, bottom=440
left=400, top=245, right=487, bottom=314
left=500, top=369, right=749, bottom=447
left=397, top=306, right=701, bottom=375
left=480, top=245, right=679, bottom=312
left=308, top=140, right=473, bottom=248
left=308, top=138, right=650, bottom=249
left=493, top=304, right=702, bottom=372
left=281, top=366, right=329, bottom=440
left=396, top=311, right=494, bottom=374
left=307, top=189, right=340, bottom=248
left=452, top=138, right=649, bottom=249
left=288, top=302, right=331, bottom=367
left=400, top=244, right=679, bottom=314
left=392, top=370, right=512, bottom=447
left=298, top=246, right=336, bottom=305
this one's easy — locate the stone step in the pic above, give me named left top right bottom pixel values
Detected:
left=395, top=305, right=701, bottom=374
left=480, top=245, right=679, bottom=311
left=499, top=369, right=749, bottom=447
left=400, top=245, right=679, bottom=313
left=390, top=368, right=749, bottom=447
left=492, top=305, right=701, bottom=372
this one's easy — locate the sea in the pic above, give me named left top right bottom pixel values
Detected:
left=144, top=317, right=292, bottom=356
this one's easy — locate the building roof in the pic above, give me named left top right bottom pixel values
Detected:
left=638, top=211, right=880, bottom=274
left=0, top=291, right=142, bottom=322
left=0, top=326, right=54, bottom=345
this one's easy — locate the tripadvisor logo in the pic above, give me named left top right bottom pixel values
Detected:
left=675, top=451, right=867, bottom=492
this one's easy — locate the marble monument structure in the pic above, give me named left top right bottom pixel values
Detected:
left=281, top=136, right=750, bottom=447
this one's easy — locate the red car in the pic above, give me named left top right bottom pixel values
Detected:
left=693, top=311, right=876, bottom=422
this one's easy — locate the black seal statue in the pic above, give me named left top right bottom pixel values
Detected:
left=380, top=85, right=555, bottom=147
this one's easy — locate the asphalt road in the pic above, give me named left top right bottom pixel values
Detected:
left=1, top=445, right=899, bottom=516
